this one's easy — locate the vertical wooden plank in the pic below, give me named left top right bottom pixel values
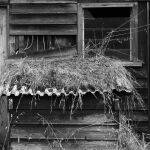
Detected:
left=138, top=2, right=147, bottom=63
left=0, top=96, right=9, bottom=150
left=130, top=3, right=138, bottom=61
left=6, top=4, right=9, bottom=58
left=0, top=7, right=8, bottom=148
left=147, top=2, right=150, bottom=129
left=77, top=3, right=84, bottom=57
left=0, top=7, right=7, bottom=73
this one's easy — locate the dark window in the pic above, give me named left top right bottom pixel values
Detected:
left=84, top=7, right=132, bottom=60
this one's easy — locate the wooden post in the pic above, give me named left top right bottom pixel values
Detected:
left=77, top=3, right=84, bottom=58
left=0, top=2, right=9, bottom=149
left=0, top=5, right=7, bottom=73
left=147, top=2, right=150, bottom=130
left=130, top=3, right=138, bottom=61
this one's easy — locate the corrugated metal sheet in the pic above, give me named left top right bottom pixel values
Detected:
left=0, top=85, right=99, bottom=96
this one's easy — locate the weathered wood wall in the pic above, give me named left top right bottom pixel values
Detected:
left=0, top=0, right=150, bottom=149
left=0, top=5, right=8, bottom=148
left=9, top=3, right=77, bottom=35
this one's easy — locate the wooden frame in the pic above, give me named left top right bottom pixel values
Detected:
left=77, top=3, right=84, bottom=56
left=147, top=1, right=150, bottom=129
left=77, top=2, right=139, bottom=62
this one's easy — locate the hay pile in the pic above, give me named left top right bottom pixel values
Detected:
left=0, top=55, right=136, bottom=95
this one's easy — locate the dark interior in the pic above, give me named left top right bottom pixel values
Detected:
left=84, top=7, right=131, bottom=60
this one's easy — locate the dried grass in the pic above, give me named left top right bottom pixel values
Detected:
left=119, top=115, right=150, bottom=150
left=0, top=55, right=137, bottom=94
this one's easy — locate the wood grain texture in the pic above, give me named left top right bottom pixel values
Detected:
left=0, top=96, right=8, bottom=141
left=10, top=14, right=77, bottom=25
left=138, top=2, right=148, bottom=63
left=11, top=126, right=118, bottom=141
left=78, top=0, right=150, bottom=2
left=81, top=2, right=135, bottom=8
left=10, top=0, right=77, bottom=4
left=10, top=25, right=77, bottom=35
left=10, top=110, right=115, bottom=126
left=8, top=92, right=105, bottom=110
left=0, top=8, right=7, bottom=72
left=10, top=3, right=77, bottom=14
left=11, top=141, right=118, bottom=150
left=77, top=3, right=84, bottom=56
left=147, top=2, right=150, bottom=129
left=130, top=3, right=138, bottom=61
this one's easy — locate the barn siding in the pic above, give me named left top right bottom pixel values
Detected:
left=9, top=3, right=78, bottom=35
left=0, top=0, right=150, bottom=149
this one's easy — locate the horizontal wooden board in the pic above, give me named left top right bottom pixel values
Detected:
left=8, top=92, right=105, bottom=110
left=10, top=14, right=77, bottom=25
left=125, top=111, right=148, bottom=122
left=0, top=0, right=8, bottom=4
left=11, top=110, right=115, bottom=126
left=10, top=25, right=77, bottom=35
left=10, top=3, right=77, bottom=14
left=10, top=0, right=77, bottom=3
left=11, top=126, right=118, bottom=141
left=11, top=141, right=118, bottom=150
left=81, top=2, right=136, bottom=7
left=78, top=0, right=149, bottom=3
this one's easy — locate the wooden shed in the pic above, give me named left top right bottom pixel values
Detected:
left=0, top=0, right=150, bottom=149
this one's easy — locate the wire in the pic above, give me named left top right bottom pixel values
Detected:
left=84, top=23, right=150, bottom=33
left=24, top=35, right=34, bottom=51
left=114, top=9, right=145, bottom=32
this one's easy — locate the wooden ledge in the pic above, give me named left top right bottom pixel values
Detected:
left=120, top=61, right=143, bottom=67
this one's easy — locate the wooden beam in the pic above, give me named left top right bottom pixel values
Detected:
left=10, top=3, right=77, bottom=14
left=10, top=14, right=77, bottom=25
left=10, top=25, right=77, bottom=35
left=130, top=3, right=138, bottom=61
left=11, top=141, right=118, bottom=150
left=0, top=7, right=7, bottom=71
left=147, top=2, right=150, bottom=130
left=10, top=0, right=77, bottom=4
left=10, top=125, right=118, bottom=141
left=138, top=2, right=148, bottom=62
left=78, top=0, right=150, bottom=2
left=77, top=3, right=84, bottom=57
left=81, top=2, right=135, bottom=8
